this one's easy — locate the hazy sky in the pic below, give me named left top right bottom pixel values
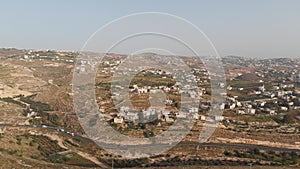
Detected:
left=1, top=0, right=300, bottom=58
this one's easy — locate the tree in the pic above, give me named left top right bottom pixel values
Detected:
left=224, top=150, right=233, bottom=157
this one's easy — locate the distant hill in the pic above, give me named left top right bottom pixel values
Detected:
left=0, top=48, right=26, bottom=59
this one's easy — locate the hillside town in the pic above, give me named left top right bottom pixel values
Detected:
left=0, top=48, right=299, bottom=168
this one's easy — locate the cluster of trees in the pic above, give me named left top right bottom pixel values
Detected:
left=20, top=95, right=52, bottom=112
left=100, top=157, right=148, bottom=168
left=0, top=97, right=26, bottom=107
left=224, top=149, right=299, bottom=165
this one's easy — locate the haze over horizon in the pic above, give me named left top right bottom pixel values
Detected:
left=1, top=0, right=300, bottom=58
